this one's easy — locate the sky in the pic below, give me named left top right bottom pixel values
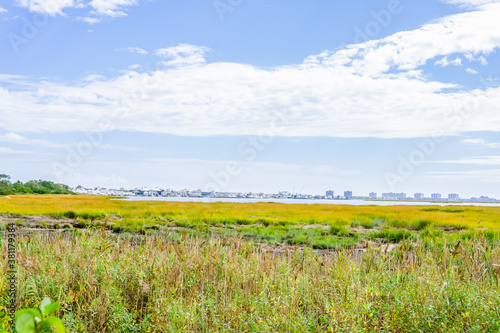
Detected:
left=0, top=0, right=500, bottom=198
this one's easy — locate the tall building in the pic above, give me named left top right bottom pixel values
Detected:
left=414, top=193, right=424, bottom=200
left=326, top=190, right=334, bottom=198
left=344, top=190, right=353, bottom=199
left=382, top=192, right=406, bottom=200
left=431, top=193, right=441, bottom=200
left=448, top=193, right=460, bottom=200
left=369, top=192, right=377, bottom=199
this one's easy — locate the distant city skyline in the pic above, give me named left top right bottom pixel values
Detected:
left=71, top=184, right=498, bottom=202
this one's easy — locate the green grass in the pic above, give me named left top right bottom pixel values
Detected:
left=369, top=229, right=415, bottom=243
left=1, top=195, right=500, bottom=229
left=2, top=232, right=500, bottom=332
left=2, top=196, right=500, bottom=331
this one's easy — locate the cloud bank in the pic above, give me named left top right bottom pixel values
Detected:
left=16, top=0, right=138, bottom=22
left=2, top=4, right=500, bottom=138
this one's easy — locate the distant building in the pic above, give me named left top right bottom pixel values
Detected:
left=448, top=193, right=460, bottom=200
left=326, top=190, right=334, bottom=198
left=431, top=193, right=441, bottom=200
left=414, top=193, right=424, bottom=200
left=369, top=192, right=377, bottom=199
left=344, top=190, right=353, bottom=199
left=382, top=192, right=406, bottom=200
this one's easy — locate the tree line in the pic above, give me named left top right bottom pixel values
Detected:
left=0, top=174, right=74, bottom=195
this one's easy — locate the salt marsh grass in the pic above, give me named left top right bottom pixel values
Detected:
left=1, top=195, right=500, bottom=331
left=1, top=232, right=499, bottom=332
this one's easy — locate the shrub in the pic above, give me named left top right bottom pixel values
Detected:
left=111, top=225, right=125, bottom=233
left=62, top=211, right=76, bottom=219
left=412, top=220, right=432, bottom=230
left=386, top=220, right=410, bottom=229
left=370, top=230, right=414, bottom=243
left=257, top=218, right=271, bottom=227
left=74, top=221, right=88, bottom=229
left=351, top=217, right=379, bottom=229
left=420, top=228, right=444, bottom=239
left=15, top=297, right=65, bottom=333
left=329, top=225, right=351, bottom=237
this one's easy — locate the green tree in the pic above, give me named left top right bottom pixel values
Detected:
left=0, top=174, right=13, bottom=195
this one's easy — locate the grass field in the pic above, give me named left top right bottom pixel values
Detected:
left=1, top=195, right=499, bottom=229
left=1, top=195, right=500, bottom=332
left=1, top=195, right=500, bottom=249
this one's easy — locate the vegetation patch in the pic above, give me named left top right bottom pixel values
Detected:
left=369, top=229, right=414, bottom=243
left=4, top=232, right=500, bottom=332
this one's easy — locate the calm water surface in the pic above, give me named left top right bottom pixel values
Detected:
left=118, top=197, right=500, bottom=207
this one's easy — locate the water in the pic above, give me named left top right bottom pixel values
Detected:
left=117, top=196, right=500, bottom=207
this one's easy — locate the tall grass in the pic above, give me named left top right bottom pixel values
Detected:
left=1, top=195, right=499, bottom=229
left=2, top=231, right=500, bottom=332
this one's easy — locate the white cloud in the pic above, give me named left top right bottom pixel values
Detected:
left=426, top=169, right=500, bottom=182
left=466, top=68, right=478, bottom=74
left=461, top=138, right=500, bottom=148
left=50, top=171, right=129, bottom=186
left=305, top=2, right=500, bottom=76
left=433, top=156, right=500, bottom=165
left=155, top=44, right=210, bottom=67
left=5, top=60, right=500, bottom=138
left=465, top=53, right=489, bottom=65
left=0, top=7, right=7, bottom=13
left=77, top=16, right=102, bottom=24
left=462, top=138, right=487, bottom=144
left=0, top=132, right=65, bottom=148
left=0, top=147, right=35, bottom=154
left=435, top=56, right=462, bottom=67
left=2, top=4, right=500, bottom=139
left=82, top=74, right=105, bottom=81
left=478, top=56, right=488, bottom=65
left=17, top=0, right=138, bottom=21
left=441, top=0, right=500, bottom=7
left=16, top=0, right=75, bottom=15
left=88, top=0, right=137, bottom=16
left=125, top=47, right=148, bottom=55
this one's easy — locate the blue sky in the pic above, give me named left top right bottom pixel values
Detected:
left=1, top=0, right=500, bottom=198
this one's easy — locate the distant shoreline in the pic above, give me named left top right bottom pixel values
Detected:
left=115, top=196, right=500, bottom=207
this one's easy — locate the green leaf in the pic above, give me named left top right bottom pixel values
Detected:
left=15, top=309, right=42, bottom=321
left=40, top=297, right=52, bottom=317
left=15, top=312, right=35, bottom=333
left=38, top=317, right=65, bottom=333
left=42, top=302, right=60, bottom=317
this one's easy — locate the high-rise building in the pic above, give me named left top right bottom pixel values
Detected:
left=369, top=192, right=377, bottom=198
left=344, top=190, right=353, bottom=199
left=382, top=192, right=406, bottom=200
left=326, top=190, right=334, bottom=198
left=431, top=193, right=441, bottom=200
left=414, top=193, right=424, bottom=200
left=448, top=193, right=460, bottom=200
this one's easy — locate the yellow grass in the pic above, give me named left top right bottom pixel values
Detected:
left=1, top=195, right=499, bottom=229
